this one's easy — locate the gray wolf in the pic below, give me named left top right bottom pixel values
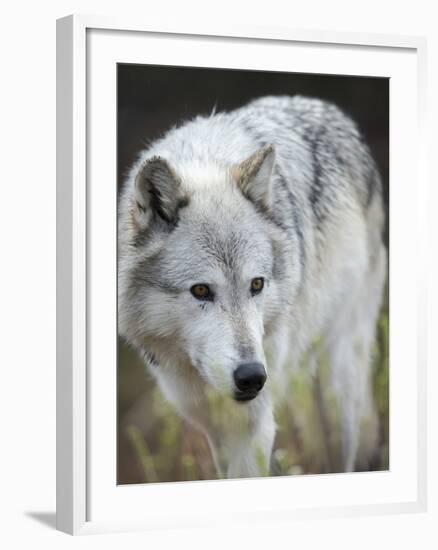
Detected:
left=118, top=95, right=386, bottom=478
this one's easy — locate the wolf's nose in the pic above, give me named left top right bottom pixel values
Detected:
left=233, top=362, right=267, bottom=393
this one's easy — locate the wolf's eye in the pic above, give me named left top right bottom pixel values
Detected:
left=250, top=277, right=264, bottom=295
left=190, top=284, right=212, bottom=301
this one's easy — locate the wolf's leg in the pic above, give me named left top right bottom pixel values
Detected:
left=327, top=243, right=386, bottom=472
left=327, top=337, right=361, bottom=472
left=225, top=399, right=276, bottom=479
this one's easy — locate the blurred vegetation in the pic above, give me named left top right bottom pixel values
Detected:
left=117, top=288, right=389, bottom=484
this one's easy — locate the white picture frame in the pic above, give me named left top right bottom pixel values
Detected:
left=56, top=14, right=428, bottom=535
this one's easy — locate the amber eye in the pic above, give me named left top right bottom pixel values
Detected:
left=190, top=284, right=212, bottom=301
left=250, top=277, right=264, bottom=295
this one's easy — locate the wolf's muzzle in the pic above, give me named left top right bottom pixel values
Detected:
left=233, top=362, right=267, bottom=402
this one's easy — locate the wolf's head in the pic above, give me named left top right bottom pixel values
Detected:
left=118, top=145, right=298, bottom=402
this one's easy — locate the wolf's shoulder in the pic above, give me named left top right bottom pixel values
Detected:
left=238, top=95, right=381, bottom=216
left=240, top=95, right=361, bottom=140
left=245, top=94, right=344, bottom=114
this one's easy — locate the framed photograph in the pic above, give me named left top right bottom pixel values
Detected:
left=56, top=15, right=427, bottom=535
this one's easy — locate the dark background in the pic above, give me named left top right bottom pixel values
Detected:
left=117, top=64, right=389, bottom=484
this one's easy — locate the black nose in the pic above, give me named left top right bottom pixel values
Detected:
left=233, top=362, right=267, bottom=395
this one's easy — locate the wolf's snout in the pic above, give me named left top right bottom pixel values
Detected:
left=233, top=362, right=267, bottom=401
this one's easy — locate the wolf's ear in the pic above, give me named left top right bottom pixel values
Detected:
left=133, top=156, right=187, bottom=229
left=232, top=145, right=275, bottom=211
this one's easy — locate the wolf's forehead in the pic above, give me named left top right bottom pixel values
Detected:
left=194, top=228, right=252, bottom=268
left=173, top=221, right=273, bottom=277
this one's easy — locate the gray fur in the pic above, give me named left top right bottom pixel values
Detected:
left=118, top=95, right=386, bottom=477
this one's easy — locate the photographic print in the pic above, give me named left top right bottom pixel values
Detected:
left=117, top=64, right=389, bottom=484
